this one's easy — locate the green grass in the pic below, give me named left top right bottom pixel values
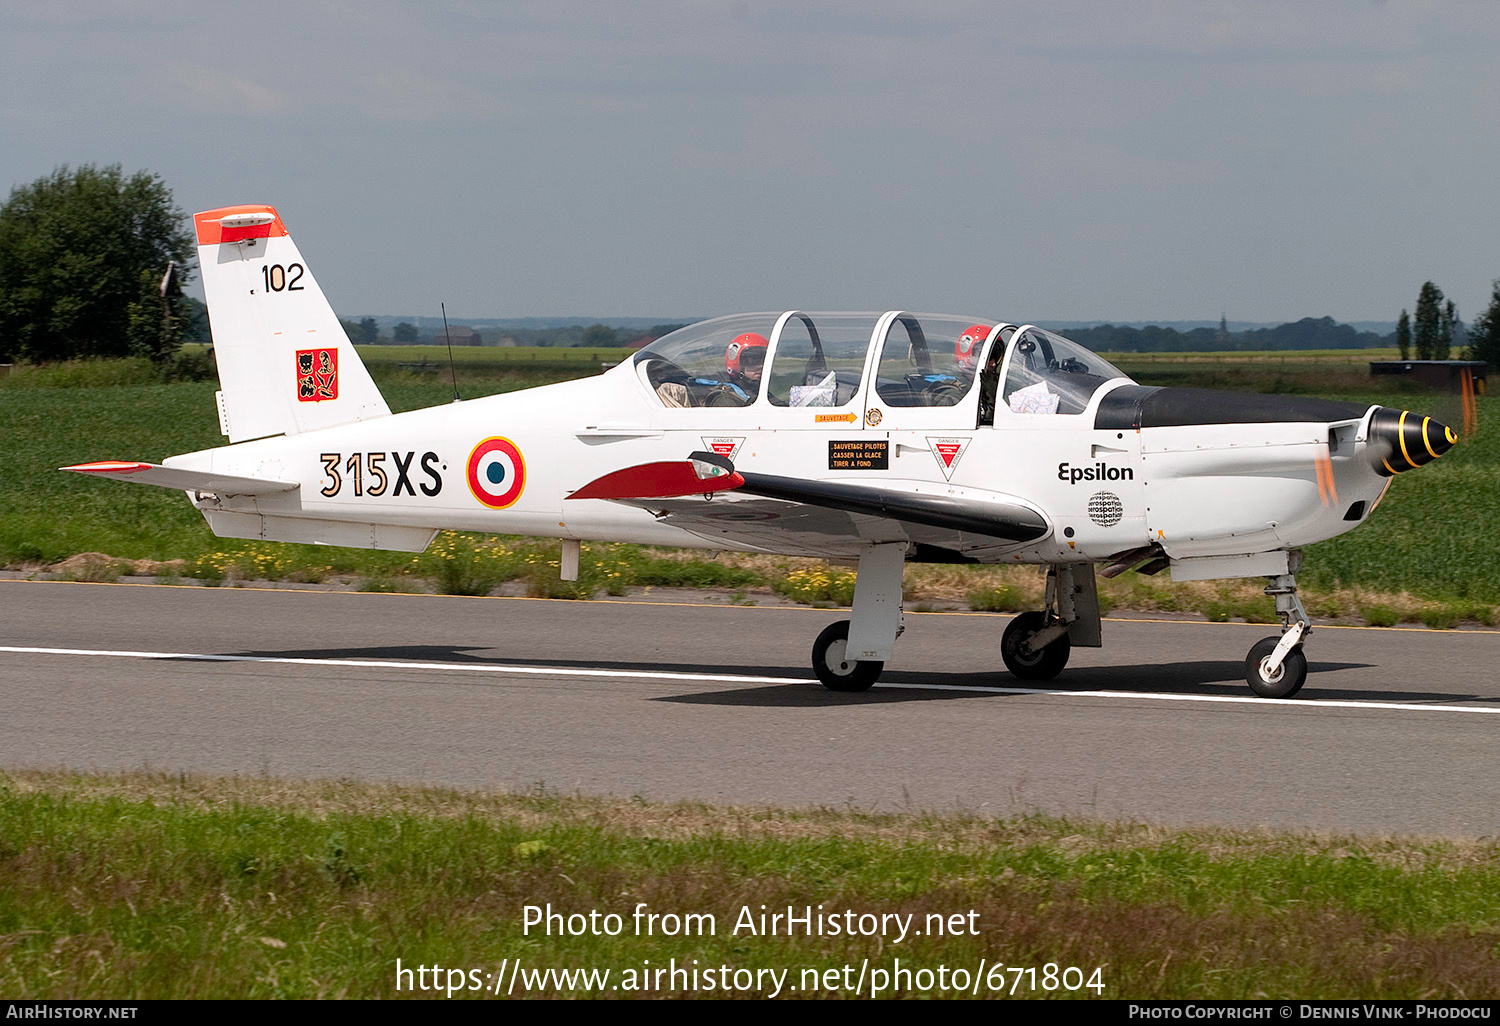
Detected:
left=3, top=770, right=1500, bottom=999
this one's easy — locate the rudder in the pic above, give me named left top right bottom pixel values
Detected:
left=194, top=205, right=389, bottom=442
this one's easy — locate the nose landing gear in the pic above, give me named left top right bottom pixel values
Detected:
left=1245, top=570, right=1312, bottom=698
left=1000, top=610, right=1072, bottom=680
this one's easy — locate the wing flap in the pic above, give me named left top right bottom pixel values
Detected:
left=62, top=461, right=298, bottom=496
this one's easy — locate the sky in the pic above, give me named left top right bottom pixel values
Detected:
left=3, top=1, right=1498, bottom=323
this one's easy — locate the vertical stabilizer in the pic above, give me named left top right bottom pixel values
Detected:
left=194, top=205, right=389, bottom=442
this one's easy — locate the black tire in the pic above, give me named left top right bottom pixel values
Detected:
left=811, top=620, right=883, bottom=692
left=1245, top=636, right=1308, bottom=698
left=1001, top=611, right=1071, bottom=681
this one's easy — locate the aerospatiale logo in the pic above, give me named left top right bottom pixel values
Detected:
left=701, top=436, right=745, bottom=461
left=927, top=437, right=971, bottom=481
left=296, top=348, right=338, bottom=402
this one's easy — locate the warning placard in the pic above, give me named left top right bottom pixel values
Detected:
left=828, top=439, right=889, bottom=470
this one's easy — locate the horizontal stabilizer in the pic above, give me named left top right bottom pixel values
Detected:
left=569, top=453, right=744, bottom=501
left=62, top=461, right=297, bottom=496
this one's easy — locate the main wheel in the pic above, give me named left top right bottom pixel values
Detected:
left=811, top=620, right=883, bottom=692
left=1245, top=636, right=1308, bottom=698
left=1001, top=611, right=1071, bottom=681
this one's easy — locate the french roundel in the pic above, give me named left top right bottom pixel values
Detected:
left=466, top=437, right=527, bottom=509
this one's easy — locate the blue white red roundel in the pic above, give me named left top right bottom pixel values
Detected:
left=466, top=437, right=526, bottom=509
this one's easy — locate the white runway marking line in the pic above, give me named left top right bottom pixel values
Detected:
left=6, top=645, right=1500, bottom=717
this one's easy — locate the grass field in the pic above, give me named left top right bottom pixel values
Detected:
left=4, top=769, right=1500, bottom=999
left=2, top=355, right=1496, bottom=620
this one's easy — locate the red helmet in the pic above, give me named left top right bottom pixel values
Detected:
left=955, top=324, right=991, bottom=368
left=725, top=332, right=769, bottom=378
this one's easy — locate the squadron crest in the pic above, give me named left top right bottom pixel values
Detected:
left=296, top=348, right=339, bottom=402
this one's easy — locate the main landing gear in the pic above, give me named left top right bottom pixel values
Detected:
left=1245, top=570, right=1312, bottom=698
left=810, top=543, right=905, bottom=692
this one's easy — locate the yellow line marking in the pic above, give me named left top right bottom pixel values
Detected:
left=4, top=579, right=1499, bottom=632
left=1422, top=416, right=1440, bottom=460
left=1397, top=409, right=1416, bottom=469
left=1381, top=457, right=1399, bottom=476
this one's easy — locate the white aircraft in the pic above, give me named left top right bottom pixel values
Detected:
left=67, top=204, right=1457, bottom=699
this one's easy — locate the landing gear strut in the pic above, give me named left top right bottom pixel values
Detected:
left=1000, top=564, right=1089, bottom=681
left=1245, top=568, right=1311, bottom=698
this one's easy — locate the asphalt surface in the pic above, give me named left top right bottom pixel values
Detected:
left=4, top=579, right=1499, bottom=836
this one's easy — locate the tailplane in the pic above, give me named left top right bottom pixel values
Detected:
left=195, top=205, right=389, bottom=442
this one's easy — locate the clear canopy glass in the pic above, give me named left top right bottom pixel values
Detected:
left=766, top=312, right=879, bottom=408
left=873, top=314, right=992, bottom=408
left=633, top=313, right=1130, bottom=414
left=1001, top=327, right=1129, bottom=415
left=632, top=313, right=778, bottom=408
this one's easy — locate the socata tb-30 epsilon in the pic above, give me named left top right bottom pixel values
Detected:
left=67, top=205, right=1457, bottom=698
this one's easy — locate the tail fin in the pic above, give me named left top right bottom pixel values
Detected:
left=194, top=205, right=389, bottom=442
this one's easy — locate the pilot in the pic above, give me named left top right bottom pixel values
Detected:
left=952, top=324, right=991, bottom=394
left=955, top=324, right=990, bottom=377
left=724, top=332, right=768, bottom=393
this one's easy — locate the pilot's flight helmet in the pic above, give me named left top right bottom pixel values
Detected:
left=726, top=332, right=769, bottom=379
left=955, top=325, right=991, bottom=369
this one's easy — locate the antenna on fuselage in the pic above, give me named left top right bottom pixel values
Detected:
left=441, top=302, right=462, bottom=402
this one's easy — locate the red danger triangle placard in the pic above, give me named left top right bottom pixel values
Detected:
left=927, top=437, right=970, bottom=480
left=701, top=437, right=745, bottom=461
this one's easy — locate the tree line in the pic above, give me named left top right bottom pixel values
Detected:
left=4, top=164, right=1500, bottom=370
left=1395, top=279, right=1500, bottom=368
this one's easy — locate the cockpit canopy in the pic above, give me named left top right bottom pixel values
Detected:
left=632, top=312, right=1131, bottom=416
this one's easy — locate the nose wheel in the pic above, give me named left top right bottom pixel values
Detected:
left=1244, top=569, right=1311, bottom=698
left=1245, top=636, right=1308, bottom=698
left=1001, top=610, right=1072, bottom=680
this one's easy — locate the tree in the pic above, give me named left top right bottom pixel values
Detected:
left=1395, top=309, right=1411, bottom=360
left=1438, top=299, right=1457, bottom=361
left=180, top=296, right=210, bottom=343
left=1413, top=281, right=1444, bottom=360
left=359, top=317, right=378, bottom=344
left=1469, top=279, right=1500, bottom=371
left=580, top=323, right=618, bottom=347
left=0, top=164, right=194, bottom=362
left=393, top=321, right=418, bottom=342
left=125, top=261, right=183, bottom=363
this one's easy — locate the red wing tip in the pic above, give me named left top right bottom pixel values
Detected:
left=62, top=461, right=152, bottom=474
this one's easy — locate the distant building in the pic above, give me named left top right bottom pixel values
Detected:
left=1369, top=360, right=1487, bottom=394
left=429, top=326, right=482, bottom=346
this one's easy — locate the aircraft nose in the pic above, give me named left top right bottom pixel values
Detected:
left=1368, top=407, right=1456, bottom=476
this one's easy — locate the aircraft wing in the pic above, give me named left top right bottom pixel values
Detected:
left=568, top=454, right=1050, bottom=559
left=61, top=461, right=298, bottom=496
